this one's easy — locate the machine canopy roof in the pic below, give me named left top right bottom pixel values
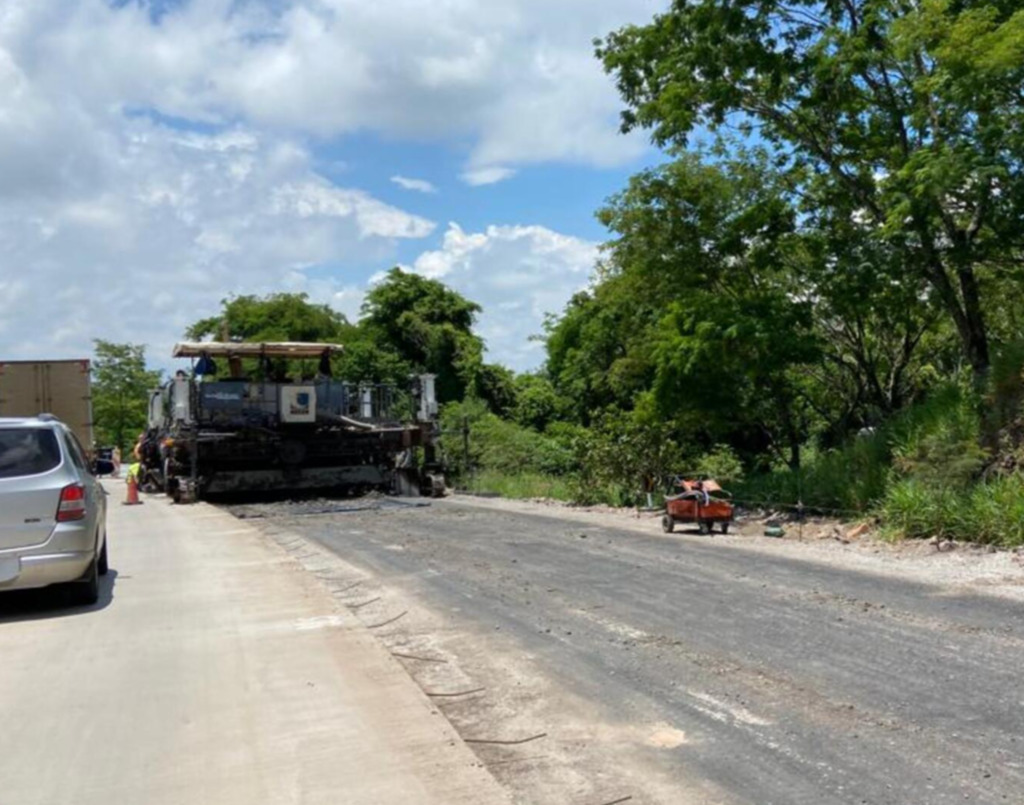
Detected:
left=172, top=342, right=344, bottom=359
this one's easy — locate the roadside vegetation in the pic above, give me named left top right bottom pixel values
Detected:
left=99, top=0, right=1024, bottom=546
left=92, top=340, right=162, bottom=453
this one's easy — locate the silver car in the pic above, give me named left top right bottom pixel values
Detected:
left=0, top=416, right=111, bottom=605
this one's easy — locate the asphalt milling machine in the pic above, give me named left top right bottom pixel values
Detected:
left=142, top=342, right=445, bottom=503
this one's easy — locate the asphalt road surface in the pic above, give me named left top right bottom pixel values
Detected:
left=242, top=499, right=1024, bottom=805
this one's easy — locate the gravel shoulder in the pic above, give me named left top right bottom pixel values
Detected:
left=446, top=494, right=1024, bottom=601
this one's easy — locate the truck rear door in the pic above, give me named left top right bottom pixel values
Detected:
left=0, top=361, right=93, bottom=449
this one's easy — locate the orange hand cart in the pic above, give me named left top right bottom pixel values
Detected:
left=662, top=477, right=734, bottom=535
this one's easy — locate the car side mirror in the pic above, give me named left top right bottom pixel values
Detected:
left=93, top=459, right=115, bottom=476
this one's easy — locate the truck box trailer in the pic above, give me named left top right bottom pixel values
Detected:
left=0, top=359, right=94, bottom=449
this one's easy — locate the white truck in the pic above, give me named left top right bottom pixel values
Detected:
left=0, top=360, right=94, bottom=450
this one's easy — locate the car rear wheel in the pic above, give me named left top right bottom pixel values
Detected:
left=70, top=560, right=100, bottom=606
left=97, top=539, right=109, bottom=576
left=661, top=514, right=675, bottom=533
left=699, top=520, right=711, bottom=535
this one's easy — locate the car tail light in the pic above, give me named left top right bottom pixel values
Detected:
left=57, top=484, right=87, bottom=522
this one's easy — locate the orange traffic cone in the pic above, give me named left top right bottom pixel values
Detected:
left=123, top=473, right=143, bottom=506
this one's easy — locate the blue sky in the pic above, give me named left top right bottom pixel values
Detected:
left=329, top=134, right=649, bottom=260
left=0, top=0, right=665, bottom=372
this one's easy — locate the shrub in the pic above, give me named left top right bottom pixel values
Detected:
left=440, top=399, right=574, bottom=479
left=696, top=444, right=745, bottom=484
left=890, top=383, right=986, bottom=488
left=880, top=475, right=1024, bottom=547
left=735, top=382, right=984, bottom=514
left=735, top=431, right=891, bottom=513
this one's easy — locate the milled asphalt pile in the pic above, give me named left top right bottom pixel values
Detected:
left=224, top=493, right=430, bottom=520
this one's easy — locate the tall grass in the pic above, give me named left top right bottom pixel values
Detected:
left=735, top=383, right=981, bottom=514
left=880, top=476, right=1024, bottom=546
left=735, top=434, right=891, bottom=513
left=461, top=470, right=575, bottom=501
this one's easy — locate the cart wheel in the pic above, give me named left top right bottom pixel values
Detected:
left=661, top=515, right=675, bottom=533
left=699, top=520, right=711, bottom=535
left=721, top=522, right=730, bottom=534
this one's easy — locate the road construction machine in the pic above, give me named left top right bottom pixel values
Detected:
left=144, top=342, right=444, bottom=502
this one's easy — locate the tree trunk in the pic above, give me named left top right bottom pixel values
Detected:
left=956, top=265, right=991, bottom=382
left=922, top=254, right=990, bottom=380
left=914, top=216, right=991, bottom=380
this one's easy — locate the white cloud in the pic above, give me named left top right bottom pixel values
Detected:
left=391, top=175, right=437, bottom=194
left=0, top=117, right=434, bottom=366
left=271, top=182, right=435, bottom=238
left=331, top=286, right=367, bottom=322
left=0, top=0, right=654, bottom=369
left=3, top=0, right=655, bottom=174
left=460, top=166, right=517, bottom=187
left=407, top=223, right=599, bottom=370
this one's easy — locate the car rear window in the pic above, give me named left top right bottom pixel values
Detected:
left=0, top=428, right=63, bottom=479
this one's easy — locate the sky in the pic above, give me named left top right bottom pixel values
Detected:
left=0, top=0, right=664, bottom=373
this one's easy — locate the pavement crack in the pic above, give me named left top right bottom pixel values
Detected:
left=366, top=610, right=409, bottom=629
left=464, top=732, right=548, bottom=746
left=391, top=651, right=449, bottom=664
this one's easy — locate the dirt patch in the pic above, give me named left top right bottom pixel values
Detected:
left=646, top=725, right=688, bottom=749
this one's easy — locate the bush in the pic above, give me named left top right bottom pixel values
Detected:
left=880, top=476, right=1024, bottom=546
left=890, top=383, right=986, bottom=487
left=696, top=444, right=745, bottom=484
left=735, top=432, right=891, bottom=513
left=576, top=397, right=686, bottom=506
left=463, top=470, right=575, bottom=501
left=440, top=399, right=574, bottom=479
left=735, top=382, right=984, bottom=513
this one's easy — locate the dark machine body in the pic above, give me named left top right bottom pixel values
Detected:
left=145, top=342, right=443, bottom=502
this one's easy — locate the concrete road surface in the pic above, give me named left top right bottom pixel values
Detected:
left=0, top=486, right=510, bottom=805
left=262, top=498, right=1024, bottom=805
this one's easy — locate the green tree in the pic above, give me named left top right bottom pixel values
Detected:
left=583, top=396, right=685, bottom=503
left=361, top=268, right=486, bottom=403
left=91, top=340, right=162, bottom=452
left=545, top=282, right=656, bottom=423
left=333, top=340, right=412, bottom=387
left=186, top=292, right=365, bottom=381
left=473, top=363, right=518, bottom=418
left=599, top=0, right=1024, bottom=378
left=549, top=154, right=821, bottom=466
left=187, top=293, right=349, bottom=343
left=512, top=374, right=567, bottom=431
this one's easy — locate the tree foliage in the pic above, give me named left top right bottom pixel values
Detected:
left=183, top=271, right=513, bottom=410
left=598, top=0, right=1024, bottom=377
left=187, top=293, right=350, bottom=343
left=547, top=156, right=825, bottom=466
left=92, top=340, right=162, bottom=452
left=360, top=268, right=487, bottom=403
